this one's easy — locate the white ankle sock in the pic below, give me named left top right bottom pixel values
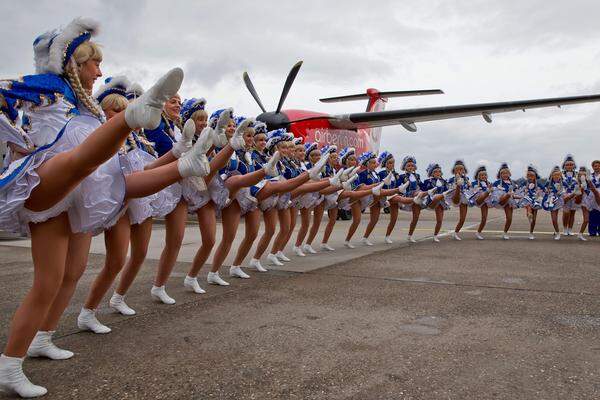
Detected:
left=0, top=354, right=47, bottom=398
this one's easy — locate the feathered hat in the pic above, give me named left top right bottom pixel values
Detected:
left=526, top=164, right=540, bottom=180
left=401, top=155, right=417, bottom=170
left=304, top=142, right=319, bottom=160
left=234, top=115, right=247, bottom=127
left=252, top=121, right=268, bottom=135
left=339, top=147, right=356, bottom=165
left=266, top=128, right=289, bottom=151
left=378, top=151, right=394, bottom=167
left=180, top=97, right=207, bottom=123
left=93, top=76, right=130, bottom=103
left=292, top=136, right=304, bottom=146
left=321, top=144, right=337, bottom=155
left=549, top=165, right=562, bottom=179
left=473, top=165, right=487, bottom=181
left=451, top=159, right=467, bottom=174
left=562, top=154, right=577, bottom=170
left=209, top=108, right=233, bottom=129
left=426, top=163, right=442, bottom=177
left=358, top=151, right=376, bottom=166
left=497, top=162, right=510, bottom=179
left=126, top=82, right=144, bottom=100
left=34, top=17, right=100, bottom=75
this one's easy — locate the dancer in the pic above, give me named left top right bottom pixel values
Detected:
left=543, top=166, right=565, bottom=240
left=518, top=165, right=544, bottom=240
left=359, top=151, right=393, bottom=246
left=574, top=166, right=591, bottom=241
left=561, top=155, right=578, bottom=236
left=447, top=160, right=471, bottom=241
left=491, top=163, right=519, bottom=240
left=469, top=166, right=493, bottom=240
left=419, top=163, right=450, bottom=242
left=398, top=156, right=423, bottom=243
left=588, top=160, right=600, bottom=236
left=0, top=17, right=201, bottom=397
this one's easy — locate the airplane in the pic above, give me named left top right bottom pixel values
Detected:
left=243, top=61, right=600, bottom=154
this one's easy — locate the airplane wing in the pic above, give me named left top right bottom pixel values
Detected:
left=291, top=93, right=600, bottom=132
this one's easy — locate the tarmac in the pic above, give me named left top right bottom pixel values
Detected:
left=0, top=208, right=599, bottom=399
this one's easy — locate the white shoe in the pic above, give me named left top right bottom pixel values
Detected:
left=475, top=232, right=484, bottom=240
left=412, top=196, right=425, bottom=207
left=183, top=276, right=206, bottom=294
left=77, top=308, right=111, bottom=334
left=302, top=244, right=318, bottom=254
left=177, top=133, right=210, bottom=179
left=249, top=258, right=268, bottom=272
left=451, top=232, right=462, bottom=241
left=207, top=271, right=230, bottom=286
left=371, top=182, right=384, bottom=196
left=109, top=293, right=137, bottom=315
left=264, top=151, right=281, bottom=177
left=384, top=236, right=393, bottom=244
left=150, top=285, right=176, bottom=305
left=229, top=266, right=250, bottom=279
left=329, top=168, right=344, bottom=186
left=275, top=251, right=291, bottom=262
left=554, top=232, right=561, bottom=241
left=309, top=153, right=329, bottom=180
left=407, top=235, right=417, bottom=243
left=344, top=241, right=355, bottom=249
left=267, top=253, right=284, bottom=266
left=433, top=235, right=440, bottom=243
left=231, top=118, right=253, bottom=150
left=568, top=230, right=575, bottom=236
left=27, top=331, right=73, bottom=360
left=0, top=354, right=47, bottom=398
left=342, top=174, right=359, bottom=191
left=293, top=246, right=306, bottom=257
left=361, top=237, right=374, bottom=246
left=502, top=233, right=510, bottom=240
left=320, top=243, right=335, bottom=251
left=528, top=233, right=535, bottom=240
left=578, top=233, right=588, bottom=241
left=125, top=68, right=183, bottom=129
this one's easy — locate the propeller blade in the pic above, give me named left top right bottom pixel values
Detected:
left=243, top=71, right=267, bottom=113
left=275, top=61, right=303, bottom=113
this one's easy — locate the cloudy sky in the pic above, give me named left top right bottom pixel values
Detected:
left=2, top=1, right=599, bottom=178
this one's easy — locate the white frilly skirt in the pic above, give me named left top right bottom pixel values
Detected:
left=0, top=115, right=126, bottom=236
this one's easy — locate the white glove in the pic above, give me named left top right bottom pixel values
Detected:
left=409, top=173, right=417, bottom=183
left=342, top=174, right=359, bottom=191
left=398, top=180, right=410, bottom=194
left=264, top=151, right=281, bottom=177
left=383, top=173, right=393, bottom=186
left=329, top=168, right=344, bottom=186
left=171, top=119, right=195, bottom=158
left=456, top=176, right=464, bottom=187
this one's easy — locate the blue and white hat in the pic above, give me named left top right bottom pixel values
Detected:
left=452, top=159, right=467, bottom=174
left=180, top=97, right=207, bottom=123
left=94, top=76, right=130, bottom=103
left=401, top=155, right=417, bottom=170
left=426, top=163, right=442, bottom=177
left=252, top=121, right=268, bottom=135
left=234, top=115, right=248, bottom=127
left=34, top=17, right=100, bottom=75
left=549, top=165, right=562, bottom=179
left=126, top=82, right=144, bottom=100
left=293, top=136, right=304, bottom=146
left=562, top=154, right=576, bottom=169
left=358, top=151, right=377, bottom=166
left=304, top=142, right=319, bottom=160
left=266, top=128, right=289, bottom=151
left=527, top=164, right=540, bottom=179
left=378, top=151, right=393, bottom=167
left=473, top=165, right=487, bottom=180
left=339, top=147, right=356, bottom=165
left=209, top=108, right=233, bottom=129
left=497, top=162, right=510, bottom=179
left=321, top=144, right=337, bottom=155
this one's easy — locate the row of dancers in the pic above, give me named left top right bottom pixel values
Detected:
left=0, top=18, right=599, bottom=398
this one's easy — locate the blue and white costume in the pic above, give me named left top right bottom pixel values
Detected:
left=562, top=155, right=579, bottom=211
left=490, top=163, right=519, bottom=208
left=517, top=165, right=543, bottom=210
left=585, top=171, right=600, bottom=211
left=446, top=160, right=471, bottom=206
left=542, top=179, right=565, bottom=211
left=296, top=142, right=322, bottom=209
left=357, top=151, right=379, bottom=210
left=337, top=147, right=358, bottom=211
left=397, top=155, right=421, bottom=212
left=377, top=151, right=398, bottom=207
left=0, top=17, right=127, bottom=235
left=321, top=145, right=340, bottom=210
left=468, top=166, right=493, bottom=207
left=420, top=163, right=450, bottom=210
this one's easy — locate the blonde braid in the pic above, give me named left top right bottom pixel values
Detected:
left=65, top=59, right=104, bottom=120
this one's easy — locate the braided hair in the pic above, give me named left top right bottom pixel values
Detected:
left=64, top=48, right=104, bottom=120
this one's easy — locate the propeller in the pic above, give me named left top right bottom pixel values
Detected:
left=243, top=61, right=303, bottom=114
